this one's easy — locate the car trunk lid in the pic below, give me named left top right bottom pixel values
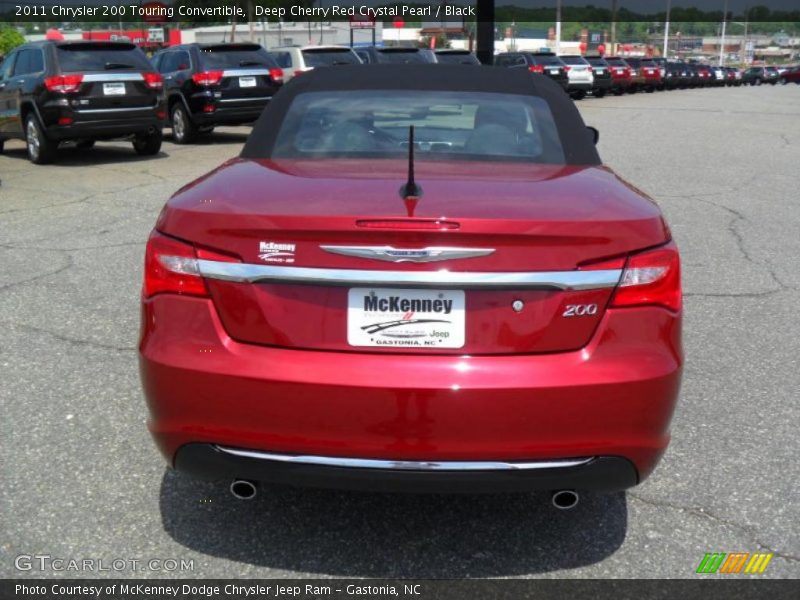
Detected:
left=159, top=159, right=669, bottom=355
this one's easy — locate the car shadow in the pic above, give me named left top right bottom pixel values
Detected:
left=0, top=144, right=168, bottom=166
left=159, top=469, right=628, bottom=577
left=170, top=133, right=251, bottom=145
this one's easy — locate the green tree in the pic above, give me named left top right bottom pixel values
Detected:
left=0, top=26, right=25, bottom=57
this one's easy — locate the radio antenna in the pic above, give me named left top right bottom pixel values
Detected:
left=399, top=125, right=423, bottom=200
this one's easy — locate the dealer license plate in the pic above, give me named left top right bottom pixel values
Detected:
left=103, top=82, right=126, bottom=96
left=347, top=288, right=465, bottom=349
left=239, top=76, right=256, bottom=88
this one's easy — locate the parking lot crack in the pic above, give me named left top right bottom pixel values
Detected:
left=0, top=254, right=74, bottom=293
left=683, top=289, right=789, bottom=299
left=628, top=493, right=800, bottom=563
left=0, top=192, right=96, bottom=216
left=2, top=241, right=142, bottom=252
left=1, top=320, right=136, bottom=353
left=687, top=194, right=791, bottom=294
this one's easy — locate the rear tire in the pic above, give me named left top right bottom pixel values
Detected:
left=0, top=138, right=4, bottom=154
left=593, top=89, right=606, bottom=98
left=133, top=129, right=163, bottom=156
left=170, top=104, right=197, bottom=144
left=569, top=90, right=586, bottom=100
left=25, top=114, right=57, bottom=164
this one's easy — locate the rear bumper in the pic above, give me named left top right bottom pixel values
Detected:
left=191, top=101, right=270, bottom=127
left=41, top=103, right=164, bottom=141
left=175, top=445, right=638, bottom=493
left=592, top=78, right=613, bottom=90
left=48, top=117, right=163, bottom=141
left=567, top=81, right=593, bottom=91
left=140, top=296, right=682, bottom=491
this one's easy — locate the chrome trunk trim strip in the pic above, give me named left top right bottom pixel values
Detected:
left=215, top=446, right=593, bottom=471
left=197, top=260, right=622, bottom=290
left=321, top=245, right=495, bottom=263
left=221, top=69, right=272, bottom=77
left=81, top=73, right=145, bottom=82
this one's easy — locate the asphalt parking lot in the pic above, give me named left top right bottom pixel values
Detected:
left=1, top=84, right=798, bottom=579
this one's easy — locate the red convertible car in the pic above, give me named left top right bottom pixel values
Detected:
left=140, top=66, right=682, bottom=509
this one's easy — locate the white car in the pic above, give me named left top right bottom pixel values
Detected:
left=269, top=45, right=362, bottom=82
left=559, top=55, right=595, bottom=100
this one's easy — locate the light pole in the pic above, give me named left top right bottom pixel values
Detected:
left=719, top=0, right=728, bottom=66
left=730, top=21, right=749, bottom=65
left=555, top=0, right=562, bottom=55
left=663, top=0, right=671, bottom=58
left=610, top=0, right=618, bottom=56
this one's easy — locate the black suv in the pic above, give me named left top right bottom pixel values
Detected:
left=585, top=56, right=612, bottom=97
left=0, top=41, right=165, bottom=164
left=742, top=66, right=780, bottom=86
left=354, top=47, right=436, bottom=65
left=151, top=43, right=283, bottom=144
left=433, top=49, right=481, bottom=65
left=494, top=52, right=568, bottom=90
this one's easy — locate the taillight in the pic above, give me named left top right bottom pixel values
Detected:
left=144, top=231, right=206, bottom=298
left=528, top=65, right=544, bottom=74
left=563, top=66, right=571, bottom=72
left=44, top=74, right=83, bottom=93
left=143, top=231, right=239, bottom=299
left=269, top=67, right=284, bottom=83
left=611, top=242, right=681, bottom=312
left=143, top=72, right=163, bottom=90
left=192, top=70, right=223, bottom=86
left=294, top=69, right=305, bottom=77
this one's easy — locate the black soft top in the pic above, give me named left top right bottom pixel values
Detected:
left=241, top=64, right=600, bottom=165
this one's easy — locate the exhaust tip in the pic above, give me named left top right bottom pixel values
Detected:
left=230, top=479, right=258, bottom=500
left=551, top=489, right=580, bottom=510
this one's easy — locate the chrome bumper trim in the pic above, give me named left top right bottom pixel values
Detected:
left=74, top=105, right=156, bottom=114
left=218, top=97, right=271, bottom=103
left=197, top=260, right=622, bottom=290
left=215, top=446, right=594, bottom=471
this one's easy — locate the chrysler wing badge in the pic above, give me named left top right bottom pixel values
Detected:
left=320, top=246, right=495, bottom=263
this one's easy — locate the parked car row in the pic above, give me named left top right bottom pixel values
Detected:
left=494, top=51, right=800, bottom=99
left=2, top=40, right=797, bottom=164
